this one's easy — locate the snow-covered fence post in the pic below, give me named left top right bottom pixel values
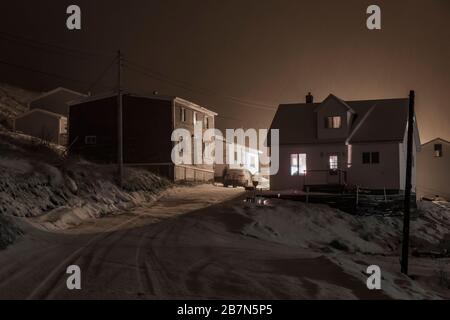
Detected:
left=306, top=186, right=310, bottom=204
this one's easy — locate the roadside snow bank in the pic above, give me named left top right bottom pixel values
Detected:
left=0, top=130, right=170, bottom=234
left=240, top=199, right=450, bottom=255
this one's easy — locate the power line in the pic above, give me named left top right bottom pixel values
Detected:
left=0, top=58, right=87, bottom=85
left=0, top=31, right=114, bottom=60
left=87, top=56, right=118, bottom=92
left=124, top=59, right=278, bottom=112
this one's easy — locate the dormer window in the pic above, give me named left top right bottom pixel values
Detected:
left=434, top=144, right=443, bottom=157
left=325, top=116, right=342, bottom=129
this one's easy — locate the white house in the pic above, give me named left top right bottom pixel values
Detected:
left=14, top=87, right=86, bottom=145
left=269, top=93, right=420, bottom=192
left=417, top=138, right=450, bottom=200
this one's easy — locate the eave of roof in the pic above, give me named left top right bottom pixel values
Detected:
left=69, top=91, right=218, bottom=116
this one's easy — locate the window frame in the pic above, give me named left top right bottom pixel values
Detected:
left=329, top=154, right=339, bottom=170
left=434, top=144, right=443, bottom=157
left=85, top=135, right=97, bottom=145
left=290, top=153, right=307, bottom=176
left=362, top=152, right=380, bottom=164
left=180, top=107, right=186, bottom=122
left=325, top=116, right=342, bottom=129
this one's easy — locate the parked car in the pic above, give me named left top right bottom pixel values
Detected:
left=223, top=168, right=253, bottom=188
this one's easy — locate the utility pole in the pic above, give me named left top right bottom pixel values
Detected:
left=401, top=90, right=415, bottom=275
left=117, top=50, right=124, bottom=188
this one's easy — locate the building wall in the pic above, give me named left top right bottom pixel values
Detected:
left=271, top=143, right=348, bottom=191
left=172, top=101, right=215, bottom=181
left=14, top=111, right=62, bottom=144
left=347, top=142, right=401, bottom=190
left=417, top=140, right=450, bottom=199
left=69, top=96, right=118, bottom=163
left=123, top=96, right=173, bottom=164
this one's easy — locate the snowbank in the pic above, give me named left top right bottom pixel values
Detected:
left=241, top=199, right=450, bottom=255
left=0, top=129, right=170, bottom=241
left=239, top=199, right=450, bottom=299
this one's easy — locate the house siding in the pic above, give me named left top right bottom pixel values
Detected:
left=271, top=143, right=348, bottom=191
left=14, top=111, right=63, bottom=144
left=347, top=142, right=400, bottom=190
left=417, top=140, right=450, bottom=199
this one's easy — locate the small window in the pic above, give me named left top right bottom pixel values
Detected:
left=193, top=111, right=198, bottom=125
left=435, top=144, right=443, bottom=157
left=180, top=107, right=186, bottom=122
left=362, top=152, right=380, bottom=164
left=85, top=136, right=97, bottom=145
left=325, top=116, right=342, bottom=129
left=329, top=155, right=338, bottom=170
left=60, top=118, right=68, bottom=134
left=290, top=153, right=307, bottom=176
left=371, top=152, right=380, bottom=164
left=362, top=152, right=371, bottom=164
left=204, top=116, right=209, bottom=128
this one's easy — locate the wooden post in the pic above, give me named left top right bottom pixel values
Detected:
left=401, top=90, right=415, bottom=275
left=117, top=50, right=124, bottom=188
left=356, top=185, right=359, bottom=206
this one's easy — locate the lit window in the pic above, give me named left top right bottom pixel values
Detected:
left=290, top=153, right=307, bottom=176
left=329, top=155, right=338, bottom=170
left=435, top=144, right=443, bottom=157
left=326, top=116, right=342, bottom=129
left=60, top=118, right=68, bottom=134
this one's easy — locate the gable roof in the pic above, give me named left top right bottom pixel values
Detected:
left=14, top=108, right=66, bottom=120
left=314, top=94, right=356, bottom=114
left=421, top=137, right=450, bottom=147
left=28, top=87, right=87, bottom=106
left=270, top=95, right=410, bottom=145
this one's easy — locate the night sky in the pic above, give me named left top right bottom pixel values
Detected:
left=0, top=0, right=449, bottom=143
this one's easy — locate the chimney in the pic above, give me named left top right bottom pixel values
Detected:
left=306, top=92, right=314, bottom=103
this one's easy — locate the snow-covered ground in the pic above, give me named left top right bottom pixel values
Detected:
left=0, top=184, right=449, bottom=299
left=0, top=128, right=170, bottom=246
left=239, top=198, right=450, bottom=298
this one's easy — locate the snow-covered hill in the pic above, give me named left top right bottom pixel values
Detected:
left=0, top=83, right=39, bottom=129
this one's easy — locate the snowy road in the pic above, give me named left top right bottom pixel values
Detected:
left=0, top=185, right=400, bottom=299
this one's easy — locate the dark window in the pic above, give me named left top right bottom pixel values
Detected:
left=85, top=136, right=97, bottom=145
left=363, top=152, right=380, bottom=164
left=180, top=107, right=186, bottom=122
left=435, top=144, right=443, bottom=157
left=371, top=152, right=380, bottom=164
left=362, top=152, right=371, bottom=164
